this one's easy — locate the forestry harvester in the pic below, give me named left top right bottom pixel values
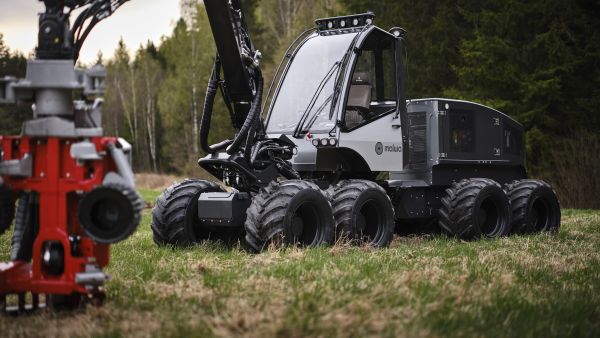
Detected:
left=151, top=1, right=561, bottom=251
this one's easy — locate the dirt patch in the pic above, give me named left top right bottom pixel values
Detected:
left=135, top=173, right=184, bottom=190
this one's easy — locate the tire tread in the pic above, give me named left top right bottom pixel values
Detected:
left=244, top=180, right=333, bottom=252
left=151, top=179, right=221, bottom=246
left=327, top=179, right=395, bottom=247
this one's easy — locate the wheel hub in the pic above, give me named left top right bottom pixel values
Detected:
left=530, top=206, right=540, bottom=228
left=356, top=213, right=367, bottom=233
left=291, top=215, right=304, bottom=238
left=478, top=209, right=488, bottom=228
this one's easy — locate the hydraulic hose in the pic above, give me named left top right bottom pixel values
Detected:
left=200, top=61, right=232, bottom=154
left=200, top=61, right=263, bottom=156
left=243, top=116, right=258, bottom=162
left=226, top=69, right=263, bottom=155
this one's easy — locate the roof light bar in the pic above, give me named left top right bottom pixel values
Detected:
left=315, top=12, right=375, bottom=32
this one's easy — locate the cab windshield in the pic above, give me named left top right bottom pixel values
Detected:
left=266, top=32, right=357, bottom=134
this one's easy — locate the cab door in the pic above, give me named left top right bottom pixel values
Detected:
left=338, top=30, right=403, bottom=172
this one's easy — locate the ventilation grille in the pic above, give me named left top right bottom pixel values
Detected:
left=408, top=113, right=427, bottom=126
left=408, top=111, right=427, bottom=167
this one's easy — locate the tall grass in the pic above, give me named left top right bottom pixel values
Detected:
left=537, top=132, right=600, bottom=209
left=1, top=207, right=599, bottom=337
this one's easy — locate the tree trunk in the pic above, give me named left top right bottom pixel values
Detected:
left=129, top=67, right=139, bottom=157
left=115, top=77, right=135, bottom=142
left=142, top=62, right=158, bottom=172
left=191, top=31, right=199, bottom=154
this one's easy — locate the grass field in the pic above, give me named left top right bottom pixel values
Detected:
left=0, top=189, right=599, bottom=337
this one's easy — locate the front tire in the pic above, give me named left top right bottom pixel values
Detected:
left=151, top=179, right=224, bottom=246
left=439, top=178, right=511, bottom=240
left=327, top=180, right=395, bottom=247
left=244, top=180, right=335, bottom=252
left=505, top=179, right=560, bottom=234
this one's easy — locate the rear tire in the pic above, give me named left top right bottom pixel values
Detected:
left=244, top=180, right=335, bottom=252
left=439, top=178, right=511, bottom=240
left=151, top=179, right=224, bottom=246
left=327, top=180, right=395, bottom=247
left=505, top=179, right=560, bottom=234
left=0, top=184, right=15, bottom=236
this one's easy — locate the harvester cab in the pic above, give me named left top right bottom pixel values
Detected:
left=265, top=14, right=409, bottom=178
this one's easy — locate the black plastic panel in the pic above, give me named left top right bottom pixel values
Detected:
left=407, top=111, right=427, bottom=167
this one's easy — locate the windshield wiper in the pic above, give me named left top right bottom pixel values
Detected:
left=328, top=29, right=367, bottom=121
left=301, top=93, right=334, bottom=134
left=293, top=61, right=341, bottom=138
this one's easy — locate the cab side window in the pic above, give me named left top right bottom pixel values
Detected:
left=344, top=34, right=397, bottom=130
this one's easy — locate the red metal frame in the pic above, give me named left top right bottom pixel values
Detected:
left=0, top=135, right=119, bottom=303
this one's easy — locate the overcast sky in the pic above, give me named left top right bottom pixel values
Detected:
left=0, top=0, right=181, bottom=65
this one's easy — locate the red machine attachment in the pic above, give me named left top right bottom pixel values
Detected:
left=0, top=135, right=142, bottom=314
left=0, top=0, right=142, bottom=315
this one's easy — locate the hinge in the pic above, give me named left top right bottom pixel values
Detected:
left=493, top=117, right=500, bottom=126
left=438, top=110, right=447, bottom=116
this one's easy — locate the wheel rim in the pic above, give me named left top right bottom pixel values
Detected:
left=185, top=196, right=202, bottom=242
left=291, top=201, right=322, bottom=246
left=531, top=198, right=551, bottom=231
left=357, top=199, right=384, bottom=244
left=479, top=197, right=503, bottom=237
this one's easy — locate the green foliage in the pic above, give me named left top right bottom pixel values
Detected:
left=344, top=0, right=472, bottom=97
left=446, top=0, right=600, bottom=172
left=0, top=33, right=27, bottom=78
left=0, top=34, right=28, bottom=135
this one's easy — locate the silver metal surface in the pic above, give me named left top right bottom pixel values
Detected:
left=0, top=76, right=17, bottom=104
left=21, top=117, right=103, bottom=137
left=75, top=271, right=109, bottom=286
left=0, top=154, right=33, bottom=177
left=70, top=141, right=102, bottom=160
left=108, top=144, right=136, bottom=187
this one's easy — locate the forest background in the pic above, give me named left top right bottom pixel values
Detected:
left=0, top=0, right=599, bottom=208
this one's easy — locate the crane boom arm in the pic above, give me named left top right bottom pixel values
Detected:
left=203, top=0, right=261, bottom=130
left=200, top=0, right=263, bottom=155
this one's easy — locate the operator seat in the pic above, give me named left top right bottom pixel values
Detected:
left=345, top=72, right=372, bottom=129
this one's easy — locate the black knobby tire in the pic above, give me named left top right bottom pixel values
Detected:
left=439, top=178, right=511, bottom=240
left=505, top=179, right=560, bottom=234
left=151, top=179, right=223, bottom=246
left=327, top=180, right=395, bottom=247
left=11, top=193, right=38, bottom=261
left=0, top=184, right=15, bottom=236
left=244, top=180, right=335, bottom=252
